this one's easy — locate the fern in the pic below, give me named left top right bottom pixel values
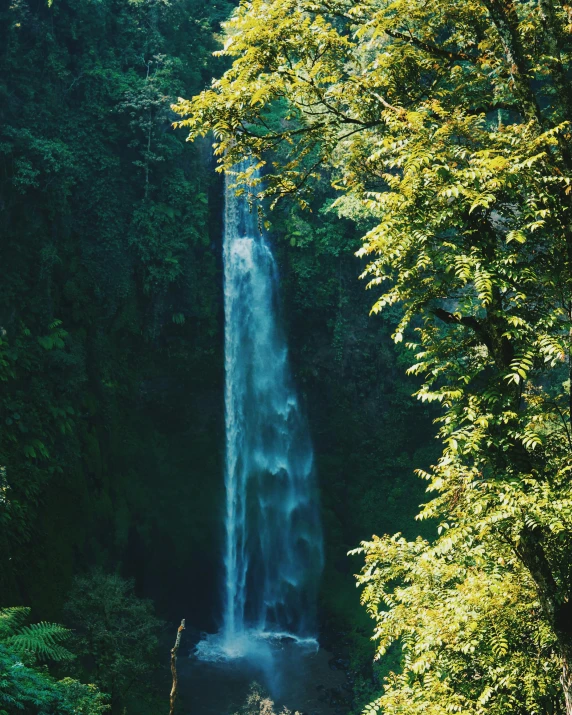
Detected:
left=0, top=606, right=29, bottom=639
left=0, top=608, right=73, bottom=661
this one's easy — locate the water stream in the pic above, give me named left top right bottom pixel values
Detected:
left=195, top=167, right=323, bottom=665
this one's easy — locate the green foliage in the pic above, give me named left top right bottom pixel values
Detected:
left=0, top=607, right=108, bottom=714
left=353, top=535, right=561, bottom=714
left=0, top=608, right=73, bottom=663
left=176, top=0, right=572, bottom=710
left=0, top=0, right=228, bottom=617
left=63, top=572, right=163, bottom=713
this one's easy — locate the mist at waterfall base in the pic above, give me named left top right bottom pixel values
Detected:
left=188, top=168, right=324, bottom=705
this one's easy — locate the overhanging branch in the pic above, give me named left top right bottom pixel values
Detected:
left=385, top=29, right=481, bottom=63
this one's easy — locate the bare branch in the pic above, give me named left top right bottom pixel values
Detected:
left=169, top=619, right=185, bottom=715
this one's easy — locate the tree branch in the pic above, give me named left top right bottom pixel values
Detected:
left=432, top=307, right=487, bottom=337
left=385, top=29, right=481, bottom=63
left=432, top=306, right=515, bottom=367
left=481, top=0, right=543, bottom=125
left=169, top=619, right=185, bottom=715
left=466, top=102, right=520, bottom=116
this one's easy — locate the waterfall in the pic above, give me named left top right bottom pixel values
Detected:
left=196, top=167, right=323, bottom=661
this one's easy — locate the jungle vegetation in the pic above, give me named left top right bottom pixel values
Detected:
left=4, top=0, right=571, bottom=713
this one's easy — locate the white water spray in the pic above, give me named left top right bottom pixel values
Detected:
left=196, top=168, right=322, bottom=661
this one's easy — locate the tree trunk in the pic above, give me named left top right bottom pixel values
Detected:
left=563, top=658, right=572, bottom=715
left=517, top=527, right=572, bottom=713
left=482, top=0, right=542, bottom=124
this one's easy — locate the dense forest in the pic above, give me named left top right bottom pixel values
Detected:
left=2, top=0, right=572, bottom=713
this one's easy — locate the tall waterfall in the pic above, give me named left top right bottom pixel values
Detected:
left=197, top=168, right=322, bottom=661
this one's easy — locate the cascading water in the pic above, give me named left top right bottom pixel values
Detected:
left=196, top=167, right=323, bottom=662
